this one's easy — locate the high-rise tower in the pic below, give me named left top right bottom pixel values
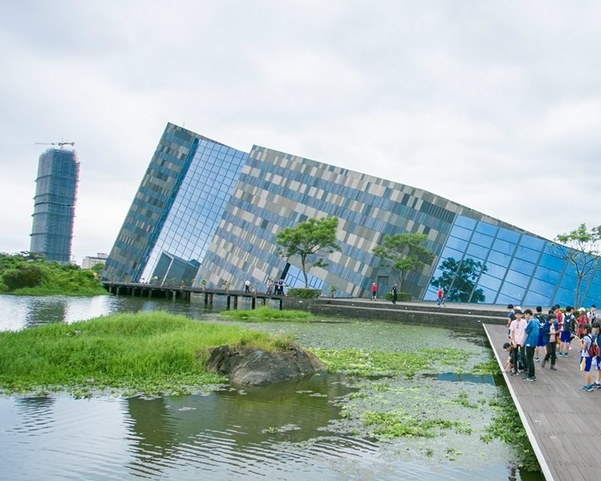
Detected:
left=30, top=148, right=79, bottom=263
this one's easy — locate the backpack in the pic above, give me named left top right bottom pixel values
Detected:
left=587, top=335, right=600, bottom=357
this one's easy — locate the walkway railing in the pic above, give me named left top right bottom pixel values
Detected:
left=101, top=282, right=283, bottom=310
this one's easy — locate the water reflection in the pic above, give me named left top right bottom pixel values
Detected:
left=0, top=294, right=221, bottom=332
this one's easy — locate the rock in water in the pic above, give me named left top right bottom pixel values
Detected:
left=206, top=344, right=323, bottom=386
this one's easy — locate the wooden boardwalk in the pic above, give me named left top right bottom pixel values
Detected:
left=484, top=324, right=601, bottom=481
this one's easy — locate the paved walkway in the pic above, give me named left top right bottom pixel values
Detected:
left=484, top=324, right=601, bottom=481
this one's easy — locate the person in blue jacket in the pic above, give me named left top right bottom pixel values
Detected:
left=523, top=309, right=540, bottom=382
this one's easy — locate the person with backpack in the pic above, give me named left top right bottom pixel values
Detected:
left=592, top=322, right=601, bottom=390
left=579, top=324, right=598, bottom=392
left=559, top=306, right=575, bottom=358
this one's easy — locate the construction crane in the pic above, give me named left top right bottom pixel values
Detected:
left=35, top=141, right=75, bottom=149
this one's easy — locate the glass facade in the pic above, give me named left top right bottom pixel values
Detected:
left=106, top=123, right=601, bottom=306
left=30, top=149, right=79, bottom=263
left=424, top=215, right=601, bottom=306
left=140, top=139, right=247, bottom=284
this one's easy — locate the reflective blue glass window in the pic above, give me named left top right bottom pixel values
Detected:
left=510, top=258, right=535, bottom=276
left=446, top=236, right=468, bottom=252
left=488, top=250, right=512, bottom=267
left=528, top=278, right=556, bottom=297
left=538, top=252, right=565, bottom=271
left=554, top=287, right=574, bottom=306
left=492, top=238, right=515, bottom=255
left=475, top=222, right=498, bottom=236
left=504, top=269, right=530, bottom=287
left=515, top=246, right=540, bottom=263
left=479, top=274, right=502, bottom=291
left=497, top=228, right=520, bottom=243
left=449, top=224, right=473, bottom=241
left=466, top=243, right=488, bottom=260
left=486, top=262, right=508, bottom=279
left=441, top=246, right=464, bottom=262
left=471, top=232, right=494, bottom=248
left=524, top=291, right=551, bottom=306
left=499, top=281, right=525, bottom=301
left=477, top=285, right=497, bottom=303
left=454, top=216, right=477, bottom=229
left=497, top=292, right=519, bottom=305
left=534, top=266, right=561, bottom=285
left=519, top=235, right=545, bottom=251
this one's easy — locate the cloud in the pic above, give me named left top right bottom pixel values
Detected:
left=1, top=0, right=600, bottom=263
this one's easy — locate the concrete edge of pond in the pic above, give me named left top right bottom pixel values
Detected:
left=284, top=298, right=508, bottom=330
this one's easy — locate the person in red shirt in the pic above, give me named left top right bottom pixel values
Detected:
left=371, top=282, right=377, bottom=301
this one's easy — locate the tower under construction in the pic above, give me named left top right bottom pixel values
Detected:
left=30, top=147, right=79, bottom=263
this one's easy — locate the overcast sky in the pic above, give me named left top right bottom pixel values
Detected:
left=1, top=0, right=600, bottom=264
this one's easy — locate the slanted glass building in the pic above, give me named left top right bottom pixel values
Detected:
left=104, top=123, right=601, bottom=306
left=30, top=148, right=79, bottom=263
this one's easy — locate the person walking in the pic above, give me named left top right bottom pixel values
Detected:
left=371, top=282, right=377, bottom=301
left=437, top=287, right=445, bottom=306
left=391, top=283, right=398, bottom=305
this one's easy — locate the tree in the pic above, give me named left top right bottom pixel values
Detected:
left=276, top=217, right=341, bottom=288
left=372, top=233, right=434, bottom=289
left=551, top=223, right=601, bottom=308
left=430, top=257, right=488, bottom=303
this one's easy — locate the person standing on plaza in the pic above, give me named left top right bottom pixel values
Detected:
left=559, top=306, right=575, bottom=357
left=265, top=278, right=273, bottom=295
left=534, top=306, right=547, bottom=362
left=587, top=304, right=597, bottom=324
left=244, top=279, right=251, bottom=293
left=509, top=308, right=527, bottom=376
left=576, top=307, right=588, bottom=339
left=371, top=282, right=377, bottom=300
left=391, top=283, right=398, bottom=305
left=579, top=323, right=595, bottom=392
left=591, top=322, right=601, bottom=390
left=506, top=304, right=516, bottom=338
left=523, top=309, right=540, bottom=381
left=541, top=313, right=559, bottom=370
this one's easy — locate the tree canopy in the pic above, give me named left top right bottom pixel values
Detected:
left=430, top=257, right=488, bottom=303
left=552, top=223, right=601, bottom=308
left=275, top=217, right=341, bottom=288
left=0, top=251, right=105, bottom=296
left=372, top=233, right=434, bottom=289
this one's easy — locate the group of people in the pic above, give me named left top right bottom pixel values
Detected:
left=265, top=278, right=285, bottom=296
left=504, top=303, right=601, bottom=391
left=370, top=282, right=399, bottom=304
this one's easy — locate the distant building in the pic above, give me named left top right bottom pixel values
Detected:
left=82, top=253, right=108, bottom=269
left=104, top=122, right=601, bottom=306
left=30, top=148, right=79, bottom=263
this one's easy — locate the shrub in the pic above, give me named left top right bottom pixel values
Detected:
left=286, top=288, right=322, bottom=299
left=384, top=291, right=412, bottom=302
left=2, top=266, right=44, bottom=290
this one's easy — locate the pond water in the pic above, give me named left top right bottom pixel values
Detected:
left=0, top=295, right=544, bottom=481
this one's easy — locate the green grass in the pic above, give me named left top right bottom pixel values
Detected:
left=0, top=311, right=290, bottom=397
left=219, top=306, right=313, bottom=322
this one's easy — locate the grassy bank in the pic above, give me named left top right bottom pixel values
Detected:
left=0, top=311, right=289, bottom=397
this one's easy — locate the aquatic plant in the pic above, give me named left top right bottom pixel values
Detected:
left=219, top=306, right=313, bottom=322
left=482, top=392, right=540, bottom=472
